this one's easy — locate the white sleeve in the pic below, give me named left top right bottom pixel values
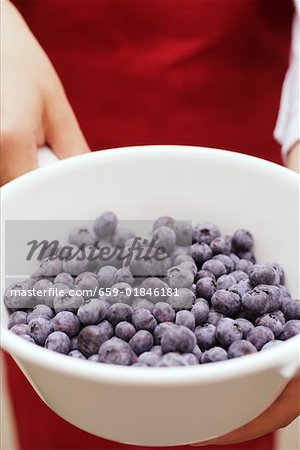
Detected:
left=274, top=0, right=300, bottom=162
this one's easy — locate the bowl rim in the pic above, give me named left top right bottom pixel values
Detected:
left=1, top=145, right=299, bottom=385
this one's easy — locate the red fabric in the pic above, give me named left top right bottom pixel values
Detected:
left=7, top=0, right=294, bottom=449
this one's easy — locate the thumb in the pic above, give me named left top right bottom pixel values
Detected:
left=45, top=91, right=90, bottom=159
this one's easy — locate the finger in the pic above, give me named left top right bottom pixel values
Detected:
left=0, top=126, right=38, bottom=185
left=45, top=90, right=90, bottom=159
left=191, top=377, right=300, bottom=446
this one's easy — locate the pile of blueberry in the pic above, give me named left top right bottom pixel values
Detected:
left=4, top=212, right=300, bottom=367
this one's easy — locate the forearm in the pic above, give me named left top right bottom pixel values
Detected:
left=286, top=142, right=300, bottom=173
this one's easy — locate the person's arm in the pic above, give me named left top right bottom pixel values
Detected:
left=0, top=0, right=90, bottom=185
left=274, top=1, right=299, bottom=173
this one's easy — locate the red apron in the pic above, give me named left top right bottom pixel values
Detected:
left=5, top=0, right=293, bottom=448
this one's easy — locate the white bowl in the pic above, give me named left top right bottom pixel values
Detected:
left=1, top=146, right=299, bottom=447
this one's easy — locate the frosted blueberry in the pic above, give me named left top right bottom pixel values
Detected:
left=247, top=326, right=274, bottom=350
left=174, top=221, right=193, bottom=246
left=255, top=313, right=284, bottom=337
left=27, top=305, right=54, bottom=323
left=235, top=259, right=254, bottom=274
left=10, top=324, right=30, bottom=335
left=33, top=257, right=63, bottom=278
left=191, top=243, right=213, bottom=266
left=114, top=267, right=135, bottom=286
left=158, top=353, right=188, bottom=367
left=69, top=225, right=96, bottom=247
left=182, top=353, right=199, bottom=365
left=191, top=301, right=209, bottom=326
left=192, top=221, right=221, bottom=245
left=206, top=310, right=225, bottom=326
left=216, top=318, right=243, bottom=347
left=213, top=254, right=235, bottom=274
left=54, top=290, right=84, bottom=314
left=201, top=347, right=228, bottom=364
left=194, top=270, right=216, bottom=283
left=175, top=310, right=195, bottom=330
left=232, top=229, right=254, bottom=252
left=52, top=311, right=80, bottom=337
left=131, top=308, right=157, bottom=332
left=228, top=340, right=257, bottom=358
left=78, top=325, right=110, bottom=357
left=74, top=272, right=99, bottom=300
left=8, top=311, right=28, bottom=330
left=94, top=211, right=118, bottom=239
left=97, top=266, right=118, bottom=289
left=45, top=331, right=70, bottom=354
left=138, top=351, right=160, bottom=367
left=235, top=318, right=254, bottom=338
left=131, top=298, right=155, bottom=312
left=69, top=350, right=86, bottom=359
left=280, top=320, right=300, bottom=340
left=201, top=260, right=227, bottom=279
left=216, top=274, right=236, bottom=290
left=282, top=299, right=300, bottom=321
left=29, top=318, right=53, bottom=345
left=129, top=330, right=154, bottom=355
left=153, top=322, right=174, bottom=345
left=249, top=264, right=280, bottom=287
left=210, top=235, right=232, bottom=255
left=112, top=227, right=135, bottom=248
left=166, top=266, right=194, bottom=289
left=153, top=302, right=175, bottom=323
left=211, top=290, right=241, bottom=316
left=161, top=325, right=196, bottom=354
left=194, top=323, right=217, bottom=350
left=152, top=226, right=176, bottom=254
left=115, top=321, right=136, bottom=341
left=54, top=273, right=74, bottom=288
left=77, top=298, right=108, bottom=325
left=168, top=288, right=195, bottom=310
left=153, top=216, right=175, bottom=230
left=107, top=303, right=133, bottom=325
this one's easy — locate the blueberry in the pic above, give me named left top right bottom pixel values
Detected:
left=114, top=267, right=134, bottom=286
left=70, top=336, right=79, bottom=350
left=33, top=257, right=63, bottom=278
left=192, top=345, right=202, bottom=361
left=69, top=350, right=86, bottom=359
left=51, top=311, right=79, bottom=337
left=131, top=298, right=154, bottom=312
left=211, top=290, right=241, bottom=316
left=4, top=280, right=35, bottom=309
left=179, top=260, right=198, bottom=276
left=166, top=266, right=194, bottom=289
left=161, top=324, right=196, bottom=354
left=206, top=310, right=225, bottom=326
left=152, top=226, right=176, bottom=254
left=99, top=336, right=136, bottom=365
left=212, top=255, right=235, bottom=274
left=191, top=243, right=212, bottom=266
left=129, top=330, right=154, bottom=355
left=97, top=319, right=114, bottom=339
left=29, top=318, right=53, bottom=345
left=231, top=271, right=249, bottom=283
left=108, top=283, right=132, bottom=305
left=270, top=309, right=286, bottom=325
left=88, top=354, right=99, bottom=362
left=270, top=263, right=285, bottom=284
left=112, top=227, right=135, bottom=248
left=158, top=353, right=189, bottom=367
left=78, top=325, right=110, bottom=357
left=131, top=308, right=157, bottom=332
left=256, top=284, right=283, bottom=312
left=278, top=284, right=292, bottom=298
left=249, top=264, right=280, bottom=287
left=150, top=345, right=163, bottom=356
left=44, top=283, right=70, bottom=308
left=130, top=246, right=170, bottom=278
left=237, top=251, right=256, bottom=264
left=54, top=273, right=74, bottom=288
left=194, top=270, right=216, bottom=283
left=77, top=298, right=108, bottom=325
left=192, top=221, right=221, bottom=245
left=175, top=310, right=196, bottom=330
left=45, top=331, right=70, bottom=354
left=216, top=318, right=243, bottom=347
left=261, top=340, right=284, bottom=350
left=8, top=311, right=28, bottom=330
left=94, top=211, right=118, bottom=239
left=115, top=321, right=136, bottom=341
left=153, top=302, right=175, bottom=323
left=173, top=253, right=194, bottom=266
left=19, top=334, right=35, bottom=343
left=138, top=351, right=161, bottom=366
left=54, top=290, right=84, bottom=314
left=228, top=280, right=251, bottom=298
left=27, top=305, right=54, bottom=323
left=210, top=236, right=232, bottom=255
left=201, top=260, right=227, bottom=279
left=216, top=274, right=236, bottom=290
left=228, top=340, right=257, bottom=358
left=97, top=266, right=117, bottom=289
left=235, top=259, right=254, bottom=274
left=246, top=326, right=274, bottom=350
left=234, top=318, right=254, bottom=338
left=168, top=288, right=195, bottom=310
left=69, top=225, right=96, bottom=247
left=140, top=277, right=169, bottom=302
left=191, top=301, right=209, bottom=326
left=182, top=353, right=199, bottom=365
left=282, top=299, right=300, bottom=320
left=195, top=277, right=216, bottom=300
left=255, top=313, right=284, bottom=337
left=229, top=253, right=240, bottom=269
left=195, top=323, right=217, bottom=350
left=33, top=279, right=54, bottom=303
left=62, top=246, right=89, bottom=276
left=174, top=221, right=193, bottom=246
left=280, top=320, right=300, bottom=340
left=10, top=324, right=30, bottom=336
left=242, top=288, right=270, bottom=316
left=153, top=322, right=174, bottom=345
left=107, top=303, right=133, bottom=325
left=232, top=229, right=254, bottom=252
left=153, top=216, right=175, bottom=230
left=171, top=245, right=191, bottom=263
left=74, top=272, right=99, bottom=300
left=201, top=347, right=228, bottom=364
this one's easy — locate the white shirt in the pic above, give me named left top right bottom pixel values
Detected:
left=274, top=0, right=300, bottom=162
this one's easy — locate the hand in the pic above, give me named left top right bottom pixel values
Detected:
left=286, top=141, right=300, bottom=173
left=191, top=376, right=300, bottom=446
left=1, top=0, right=90, bottom=185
